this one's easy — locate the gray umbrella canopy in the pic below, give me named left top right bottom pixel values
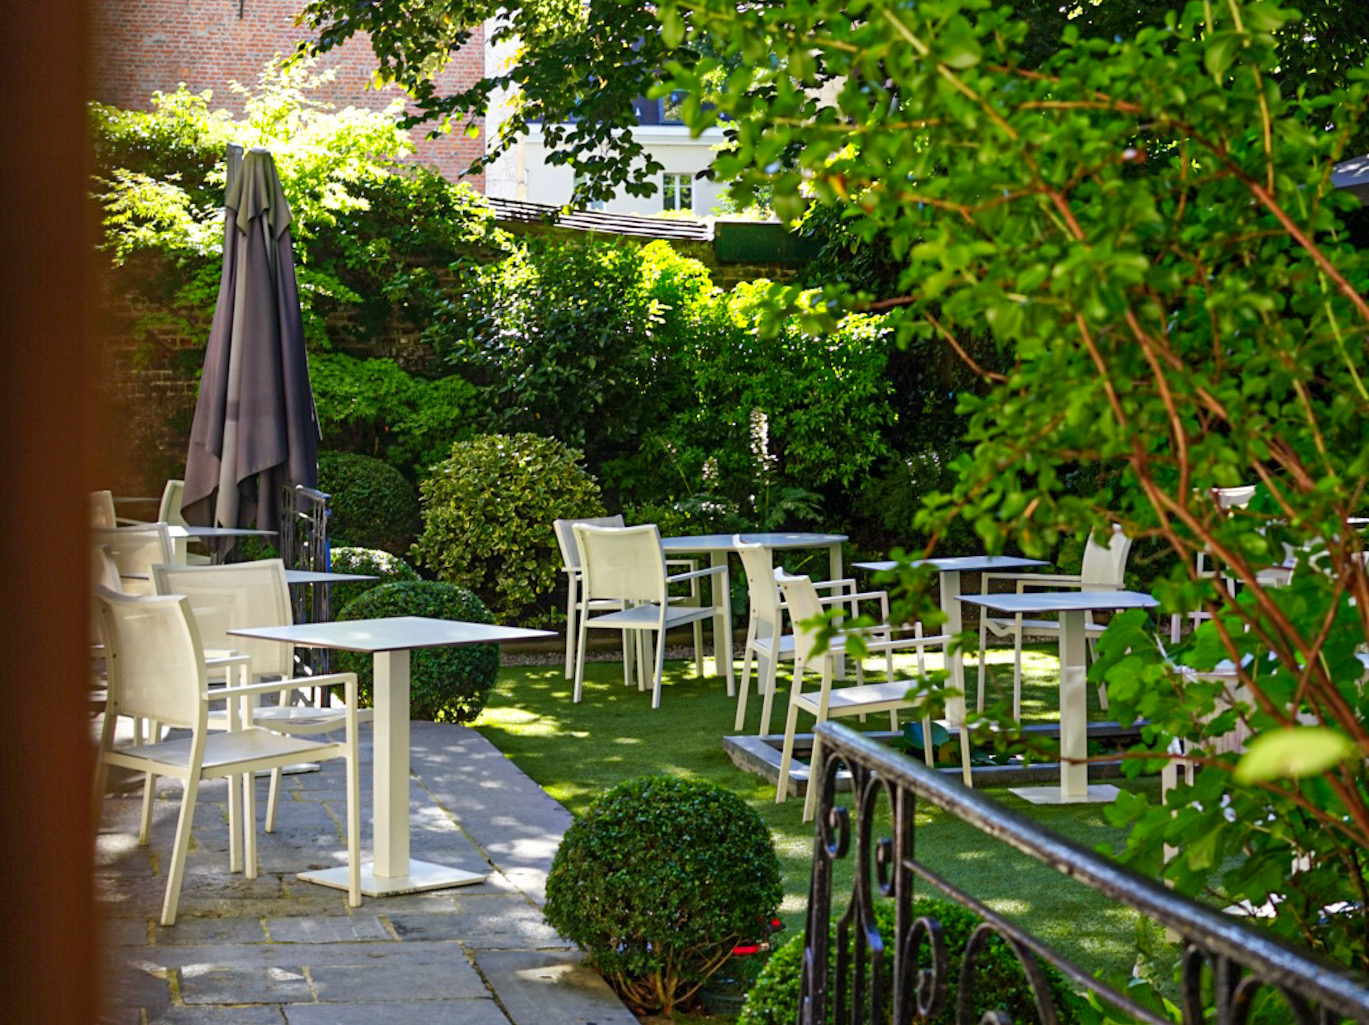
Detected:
left=183, top=146, right=319, bottom=535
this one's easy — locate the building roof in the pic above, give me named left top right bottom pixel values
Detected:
left=487, top=197, right=714, bottom=241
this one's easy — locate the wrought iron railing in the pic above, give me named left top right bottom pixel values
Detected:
left=800, top=722, right=1369, bottom=1025
left=278, top=484, right=331, bottom=675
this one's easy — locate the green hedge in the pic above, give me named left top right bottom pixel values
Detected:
left=334, top=581, right=498, bottom=722
left=544, top=776, right=783, bottom=1016
left=318, top=450, right=421, bottom=557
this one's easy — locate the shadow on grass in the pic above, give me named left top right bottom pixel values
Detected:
left=475, top=647, right=1168, bottom=989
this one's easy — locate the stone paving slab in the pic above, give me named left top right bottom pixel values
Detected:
left=97, top=722, right=637, bottom=1025
left=474, top=950, right=643, bottom=1025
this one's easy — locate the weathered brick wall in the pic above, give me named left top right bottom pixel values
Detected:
left=91, top=0, right=486, bottom=185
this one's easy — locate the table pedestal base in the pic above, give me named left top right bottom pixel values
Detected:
left=1009, top=783, right=1119, bottom=805
left=299, top=860, right=485, bottom=897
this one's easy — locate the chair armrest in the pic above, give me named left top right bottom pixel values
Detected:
left=212, top=672, right=358, bottom=702
left=665, top=558, right=701, bottom=571
left=812, top=577, right=857, bottom=594
left=203, top=651, right=251, bottom=669
left=666, top=565, right=726, bottom=585
left=981, top=571, right=1076, bottom=588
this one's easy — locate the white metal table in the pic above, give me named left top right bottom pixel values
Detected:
left=956, top=589, right=1158, bottom=804
left=855, top=556, right=1047, bottom=783
left=662, top=532, right=847, bottom=691
left=228, top=616, right=553, bottom=896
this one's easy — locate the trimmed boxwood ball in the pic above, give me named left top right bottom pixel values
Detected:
left=334, top=581, right=498, bottom=723
left=318, top=450, right=421, bottom=557
left=327, top=546, right=421, bottom=613
left=543, top=776, right=783, bottom=1017
left=739, top=897, right=1082, bottom=1025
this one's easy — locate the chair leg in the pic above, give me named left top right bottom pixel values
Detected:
left=802, top=732, right=823, bottom=823
left=776, top=700, right=801, bottom=804
left=573, top=618, right=591, bottom=703
left=977, top=620, right=989, bottom=713
left=651, top=629, right=667, bottom=709
left=758, top=650, right=781, bottom=737
left=139, top=772, right=156, bottom=844
left=692, top=619, right=704, bottom=678
left=240, top=770, right=255, bottom=879
left=345, top=744, right=361, bottom=908
left=160, top=774, right=200, bottom=927
left=564, top=578, right=578, bottom=679
left=265, top=767, right=282, bottom=832
left=1012, top=628, right=1024, bottom=722
left=734, top=643, right=753, bottom=732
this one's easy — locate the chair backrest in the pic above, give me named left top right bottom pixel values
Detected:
left=1213, top=485, right=1257, bottom=509
left=554, top=515, right=626, bottom=572
left=91, top=490, right=117, bottom=529
left=158, top=479, right=189, bottom=527
left=734, top=536, right=782, bottom=629
left=1080, top=525, right=1133, bottom=587
left=574, top=523, right=667, bottom=605
left=775, top=570, right=825, bottom=663
left=92, top=524, right=176, bottom=595
left=151, top=559, right=294, bottom=678
left=95, top=585, right=208, bottom=728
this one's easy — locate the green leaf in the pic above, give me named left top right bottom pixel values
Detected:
left=939, top=16, right=983, bottom=70
left=1233, top=728, right=1357, bottom=784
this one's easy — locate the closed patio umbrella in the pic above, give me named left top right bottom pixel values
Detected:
left=183, top=145, right=319, bottom=539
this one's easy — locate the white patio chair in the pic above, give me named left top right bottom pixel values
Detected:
left=92, top=586, right=361, bottom=925
left=151, top=559, right=373, bottom=831
left=554, top=515, right=704, bottom=681
left=92, top=524, right=177, bottom=595
left=733, top=536, right=886, bottom=735
left=158, top=478, right=211, bottom=563
left=976, top=524, right=1133, bottom=720
left=91, top=489, right=118, bottom=529
left=571, top=522, right=724, bottom=708
left=774, top=569, right=964, bottom=819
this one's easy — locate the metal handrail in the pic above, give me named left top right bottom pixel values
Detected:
left=801, top=722, right=1369, bottom=1025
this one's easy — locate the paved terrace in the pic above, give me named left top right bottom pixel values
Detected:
left=96, top=721, right=639, bottom=1025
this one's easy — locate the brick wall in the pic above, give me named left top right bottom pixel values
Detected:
left=91, top=0, right=486, bottom=185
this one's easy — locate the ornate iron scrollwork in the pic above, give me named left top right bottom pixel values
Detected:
left=800, top=722, right=1369, bottom=1025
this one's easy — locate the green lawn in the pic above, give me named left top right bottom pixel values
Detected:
left=472, top=644, right=1175, bottom=1019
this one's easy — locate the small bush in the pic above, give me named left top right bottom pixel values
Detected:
left=318, top=450, right=421, bottom=557
left=327, top=546, right=421, bottom=612
left=739, top=897, right=1081, bottom=1025
left=413, top=433, right=604, bottom=624
left=334, top=581, right=498, bottom=722
left=543, top=776, right=783, bottom=1016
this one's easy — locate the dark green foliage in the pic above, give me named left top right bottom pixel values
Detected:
left=740, top=897, right=1081, bottom=1025
left=543, top=775, right=783, bottom=1015
left=326, top=545, right=421, bottom=613
left=437, top=236, right=686, bottom=476
left=317, top=451, right=420, bottom=557
left=413, top=433, right=604, bottom=624
left=311, top=353, right=481, bottom=482
left=334, top=581, right=498, bottom=722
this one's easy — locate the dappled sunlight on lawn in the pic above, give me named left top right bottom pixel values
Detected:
left=475, top=644, right=1156, bottom=980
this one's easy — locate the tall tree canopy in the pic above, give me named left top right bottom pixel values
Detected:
left=298, top=0, right=1369, bottom=205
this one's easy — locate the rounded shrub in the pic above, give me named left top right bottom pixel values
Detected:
left=543, top=776, right=783, bottom=1016
left=739, top=897, right=1081, bottom=1025
left=327, top=546, right=421, bottom=613
left=334, top=581, right=498, bottom=723
left=318, top=450, right=421, bottom=557
left=413, top=433, right=604, bottom=624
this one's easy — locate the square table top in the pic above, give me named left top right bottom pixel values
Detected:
left=228, top=616, right=553, bottom=653
left=662, top=532, right=846, bottom=553
left=956, top=590, right=1158, bottom=615
left=282, top=569, right=378, bottom=586
left=854, top=555, right=1047, bottom=573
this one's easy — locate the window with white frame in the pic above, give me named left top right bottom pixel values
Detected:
left=662, top=173, right=693, bottom=212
